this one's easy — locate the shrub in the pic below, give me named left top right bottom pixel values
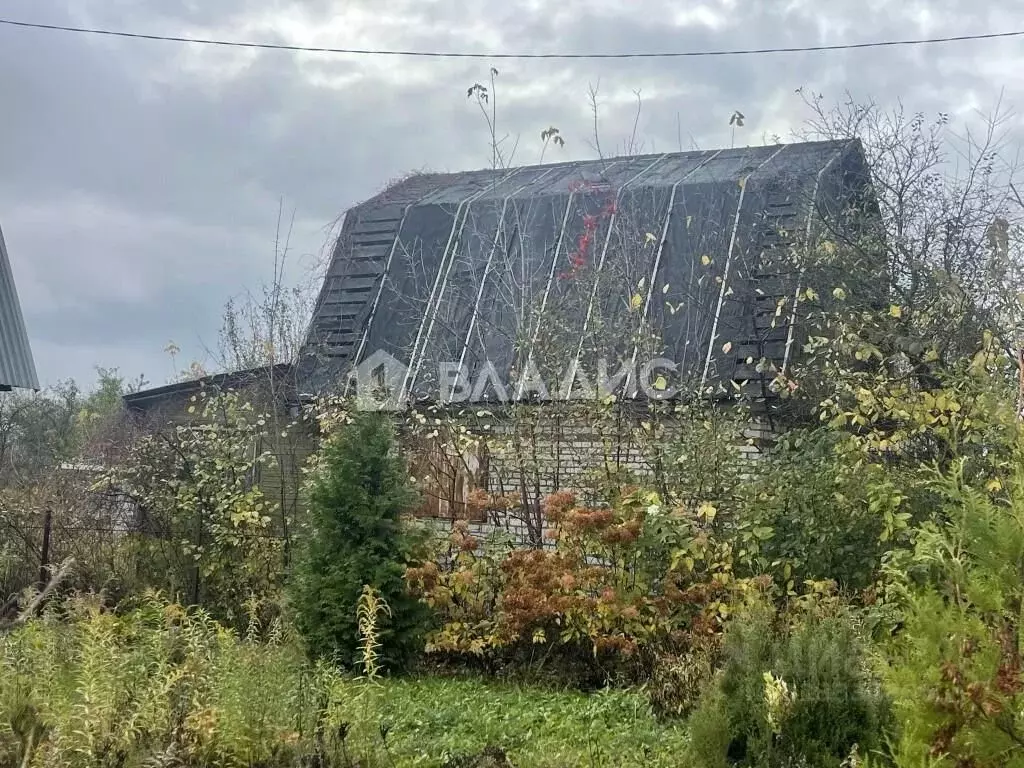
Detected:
left=646, top=642, right=722, bottom=719
left=687, top=682, right=733, bottom=768
left=732, top=428, right=915, bottom=595
left=879, top=453, right=1024, bottom=765
left=291, top=411, right=431, bottom=672
left=686, top=596, right=890, bottom=768
left=407, top=486, right=746, bottom=690
left=106, top=390, right=285, bottom=624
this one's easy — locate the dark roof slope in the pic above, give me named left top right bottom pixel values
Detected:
left=123, top=363, right=294, bottom=416
left=298, top=139, right=873, bottom=402
left=0, top=225, right=39, bottom=391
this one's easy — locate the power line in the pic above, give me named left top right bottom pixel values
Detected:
left=2, top=17, right=1024, bottom=60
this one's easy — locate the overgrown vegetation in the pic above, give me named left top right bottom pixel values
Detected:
left=407, top=484, right=742, bottom=698
left=880, top=451, right=1024, bottom=764
left=104, top=389, right=287, bottom=625
left=4, top=89, right=1024, bottom=767
left=0, top=593, right=691, bottom=767
left=687, top=595, right=890, bottom=768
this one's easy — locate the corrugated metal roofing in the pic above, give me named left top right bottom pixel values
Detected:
left=297, top=139, right=873, bottom=402
left=0, top=225, right=39, bottom=390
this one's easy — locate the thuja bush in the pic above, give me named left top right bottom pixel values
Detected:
left=407, top=486, right=753, bottom=694
left=291, top=411, right=432, bottom=672
left=879, top=451, right=1024, bottom=766
left=686, top=591, right=891, bottom=768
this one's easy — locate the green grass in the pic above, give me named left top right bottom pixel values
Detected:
left=0, top=595, right=689, bottom=767
left=332, top=676, right=690, bottom=767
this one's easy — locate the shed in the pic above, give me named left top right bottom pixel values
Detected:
left=0, top=224, right=39, bottom=391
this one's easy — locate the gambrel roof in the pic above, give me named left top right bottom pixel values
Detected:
left=0, top=224, right=39, bottom=391
left=298, top=139, right=872, bottom=402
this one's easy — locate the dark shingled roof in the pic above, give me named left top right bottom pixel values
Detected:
left=0, top=224, right=39, bottom=391
left=297, top=139, right=873, bottom=402
left=123, top=363, right=294, bottom=410
left=122, top=363, right=295, bottom=422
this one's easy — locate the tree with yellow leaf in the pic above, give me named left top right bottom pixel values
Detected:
left=105, top=389, right=282, bottom=623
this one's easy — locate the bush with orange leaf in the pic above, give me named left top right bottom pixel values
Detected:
left=407, top=486, right=755, bottom=690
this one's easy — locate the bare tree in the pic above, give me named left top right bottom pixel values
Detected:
left=214, top=201, right=319, bottom=374
left=797, top=89, right=1024, bottom=367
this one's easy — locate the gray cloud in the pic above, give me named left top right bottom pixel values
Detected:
left=2, top=0, right=1023, bottom=388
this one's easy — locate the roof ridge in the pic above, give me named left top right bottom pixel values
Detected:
left=391, top=138, right=854, bottom=180
left=353, top=139, right=859, bottom=210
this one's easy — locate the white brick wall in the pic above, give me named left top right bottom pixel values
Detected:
left=408, top=406, right=777, bottom=549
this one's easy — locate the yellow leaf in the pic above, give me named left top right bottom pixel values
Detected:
left=653, top=375, right=668, bottom=391
left=889, top=304, right=902, bottom=318
left=832, top=287, right=847, bottom=300
left=630, top=293, right=643, bottom=310
left=986, top=478, right=1002, bottom=493
left=701, top=254, right=712, bottom=266
left=644, top=232, right=657, bottom=245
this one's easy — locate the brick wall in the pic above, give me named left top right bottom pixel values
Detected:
left=127, top=381, right=776, bottom=554
left=406, top=404, right=777, bottom=548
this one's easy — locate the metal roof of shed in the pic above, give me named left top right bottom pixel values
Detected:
left=0, top=225, right=39, bottom=391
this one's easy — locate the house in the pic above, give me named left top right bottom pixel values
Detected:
left=297, top=140, right=873, bottom=405
left=123, top=363, right=295, bottom=425
left=125, top=139, right=879, bottom=542
left=0, top=224, right=39, bottom=391
left=294, top=140, right=875, bottom=532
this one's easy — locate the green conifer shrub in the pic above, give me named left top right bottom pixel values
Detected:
left=291, top=412, right=430, bottom=671
left=880, top=455, right=1024, bottom=765
left=687, top=598, right=890, bottom=768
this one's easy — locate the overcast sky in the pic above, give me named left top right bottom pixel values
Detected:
left=3, top=0, right=1023, bottom=391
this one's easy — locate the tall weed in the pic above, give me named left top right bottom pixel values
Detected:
left=0, top=592, right=320, bottom=767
